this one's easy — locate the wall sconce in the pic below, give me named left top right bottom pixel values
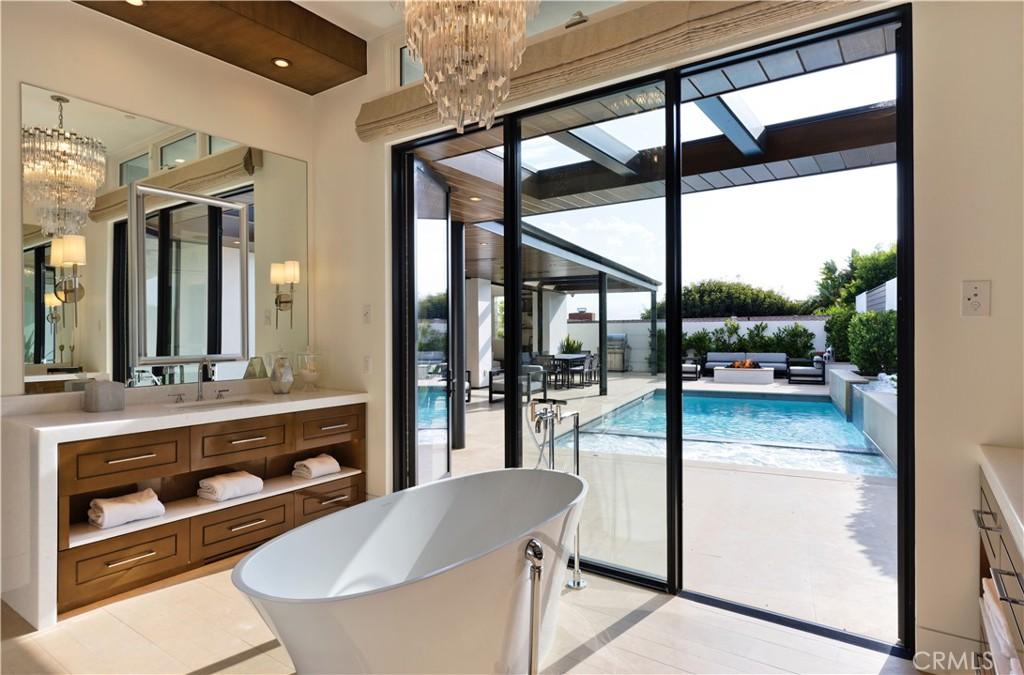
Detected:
left=51, top=234, right=87, bottom=327
left=270, top=260, right=300, bottom=329
left=44, top=292, right=61, bottom=355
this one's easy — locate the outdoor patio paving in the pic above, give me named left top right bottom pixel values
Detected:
left=452, top=372, right=898, bottom=642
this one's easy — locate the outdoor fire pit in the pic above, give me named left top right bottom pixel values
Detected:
left=713, top=361, right=775, bottom=385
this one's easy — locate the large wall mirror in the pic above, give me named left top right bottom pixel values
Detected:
left=21, top=84, right=308, bottom=393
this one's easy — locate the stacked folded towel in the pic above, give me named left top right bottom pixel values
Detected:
left=982, top=577, right=1016, bottom=659
left=292, top=453, right=341, bottom=479
left=197, top=471, right=263, bottom=502
left=89, top=488, right=165, bottom=529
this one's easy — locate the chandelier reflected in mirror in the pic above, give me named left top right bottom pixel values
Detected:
left=22, top=95, right=106, bottom=236
left=401, top=0, right=539, bottom=133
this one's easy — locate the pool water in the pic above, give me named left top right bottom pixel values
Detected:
left=560, top=391, right=895, bottom=478
left=417, top=386, right=448, bottom=429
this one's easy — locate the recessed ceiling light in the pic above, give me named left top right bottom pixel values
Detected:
left=469, top=196, right=482, bottom=202
left=174, top=158, right=186, bottom=164
left=272, top=57, right=291, bottom=68
left=125, top=0, right=144, bottom=6
left=480, top=242, right=488, bottom=246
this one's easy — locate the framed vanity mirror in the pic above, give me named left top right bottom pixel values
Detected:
left=129, top=184, right=251, bottom=369
left=20, top=84, right=309, bottom=393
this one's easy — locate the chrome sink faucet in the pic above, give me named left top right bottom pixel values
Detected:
left=197, top=358, right=211, bottom=401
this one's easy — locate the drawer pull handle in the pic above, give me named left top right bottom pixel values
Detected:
left=320, top=423, right=349, bottom=432
left=319, top=494, right=350, bottom=506
left=229, top=518, right=268, bottom=532
left=974, top=509, right=1003, bottom=533
left=105, top=550, right=157, bottom=568
left=230, top=435, right=268, bottom=445
left=106, top=453, right=157, bottom=465
left=991, top=568, right=1024, bottom=606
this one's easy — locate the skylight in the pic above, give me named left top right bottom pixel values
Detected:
left=491, top=136, right=589, bottom=171
left=722, top=55, right=895, bottom=126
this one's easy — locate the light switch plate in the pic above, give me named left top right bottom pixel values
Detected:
left=961, top=280, right=991, bottom=316
left=362, top=355, right=372, bottom=374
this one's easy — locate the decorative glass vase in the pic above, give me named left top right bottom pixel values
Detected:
left=268, top=354, right=294, bottom=394
left=297, top=350, right=320, bottom=391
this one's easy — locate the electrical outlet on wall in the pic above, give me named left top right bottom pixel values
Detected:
left=263, top=308, right=273, bottom=326
left=961, top=280, right=991, bottom=317
left=362, top=304, right=372, bottom=325
left=363, top=355, right=371, bottom=374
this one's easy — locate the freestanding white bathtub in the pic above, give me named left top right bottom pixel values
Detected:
left=232, top=469, right=587, bottom=674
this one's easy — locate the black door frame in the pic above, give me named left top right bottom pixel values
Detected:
left=390, top=4, right=913, bottom=655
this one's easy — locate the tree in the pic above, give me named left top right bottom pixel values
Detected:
left=641, top=280, right=805, bottom=319
left=813, top=259, right=853, bottom=310
left=417, top=292, right=447, bottom=320
left=843, top=246, right=898, bottom=304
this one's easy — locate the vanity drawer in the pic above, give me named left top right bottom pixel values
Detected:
left=294, top=475, right=363, bottom=525
left=58, top=521, right=189, bottom=613
left=296, top=406, right=363, bottom=450
left=190, top=415, right=293, bottom=469
left=58, top=429, right=190, bottom=496
left=190, top=494, right=292, bottom=563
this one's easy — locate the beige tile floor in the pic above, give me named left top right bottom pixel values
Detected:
left=2, top=564, right=913, bottom=674
left=453, top=374, right=898, bottom=641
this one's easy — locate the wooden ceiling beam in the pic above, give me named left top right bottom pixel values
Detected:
left=76, top=1, right=366, bottom=94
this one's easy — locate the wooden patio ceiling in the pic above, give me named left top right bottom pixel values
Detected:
left=411, top=22, right=898, bottom=226
left=417, top=102, right=896, bottom=224
left=465, top=222, right=660, bottom=293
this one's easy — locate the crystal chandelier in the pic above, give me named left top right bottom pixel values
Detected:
left=22, top=95, right=106, bottom=236
left=402, top=0, right=538, bottom=133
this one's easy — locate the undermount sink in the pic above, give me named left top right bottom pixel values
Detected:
left=166, top=397, right=265, bottom=410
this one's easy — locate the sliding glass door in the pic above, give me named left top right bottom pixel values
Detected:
left=392, top=5, right=911, bottom=651
left=676, top=19, right=904, bottom=643
left=515, top=82, right=668, bottom=580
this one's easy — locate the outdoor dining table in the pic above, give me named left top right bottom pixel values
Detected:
left=552, top=353, right=587, bottom=389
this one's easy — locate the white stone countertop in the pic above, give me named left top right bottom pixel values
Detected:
left=2, top=388, right=368, bottom=443
left=980, top=444, right=1024, bottom=556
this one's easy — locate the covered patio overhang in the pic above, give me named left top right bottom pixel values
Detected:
left=460, top=220, right=660, bottom=396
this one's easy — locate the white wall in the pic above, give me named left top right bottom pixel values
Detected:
left=911, top=1, right=1024, bottom=656
left=309, top=35, right=393, bottom=497
left=1, top=0, right=314, bottom=395
left=253, top=153, right=310, bottom=358
left=568, top=317, right=828, bottom=372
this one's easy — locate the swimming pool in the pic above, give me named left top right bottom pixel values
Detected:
left=560, top=390, right=895, bottom=478
left=417, top=386, right=448, bottom=429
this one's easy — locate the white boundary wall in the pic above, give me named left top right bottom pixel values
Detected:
left=566, top=316, right=827, bottom=372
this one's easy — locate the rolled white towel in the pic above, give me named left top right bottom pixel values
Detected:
left=983, top=577, right=1016, bottom=658
left=88, top=488, right=165, bottom=529
left=292, top=453, right=341, bottom=479
left=197, top=471, right=263, bottom=502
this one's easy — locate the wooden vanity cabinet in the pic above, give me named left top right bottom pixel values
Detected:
left=58, top=428, right=190, bottom=496
left=978, top=469, right=1024, bottom=673
left=57, top=521, right=189, bottom=613
left=56, top=403, right=366, bottom=614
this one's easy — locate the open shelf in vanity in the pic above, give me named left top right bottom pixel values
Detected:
left=55, top=401, right=367, bottom=613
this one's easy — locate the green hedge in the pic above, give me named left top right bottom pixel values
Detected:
left=824, top=306, right=855, bottom=362
left=648, top=321, right=816, bottom=373
left=849, top=310, right=897, bottom=376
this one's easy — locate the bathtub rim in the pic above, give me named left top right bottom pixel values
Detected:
left=231, top=468, right=588, bottom=605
